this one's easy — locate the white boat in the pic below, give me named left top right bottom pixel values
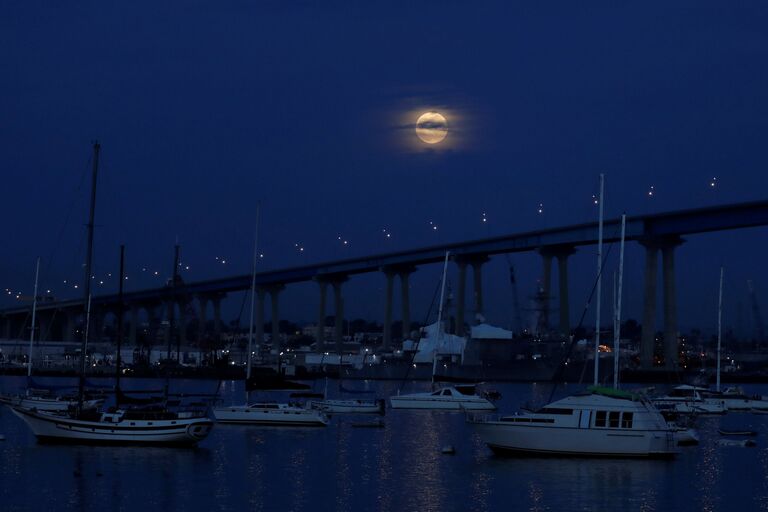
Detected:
left=11, top=406, right=213, bottom=445
left=389, top=385, right=496, bottom=410
left=472, top=187, right=675, bottom=458
left=652, top=385, right=727, bottom=415
left=213, top=402, right=329, bottom=426
left=309, top=398, right=385, bottom=414
left=9, top=144, right=214, bottom=447
left=701, top=386, right=768, bottom=411
left=471, top=386, right=677, bottom=457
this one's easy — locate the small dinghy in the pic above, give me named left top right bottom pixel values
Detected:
left=718, top=429, right=758, bottom=437
left=717, top=439, right=756, bottom=447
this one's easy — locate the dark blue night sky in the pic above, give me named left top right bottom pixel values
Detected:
left=2, top=1, right=767, bottom=333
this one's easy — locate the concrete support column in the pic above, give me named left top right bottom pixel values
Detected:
left=662, top=242, right=681, bottom=369
left=542, top=253, right=553, bottom=305
left=315, top=281, right=327, bottom=351
left=254, top=287, right=266, bottom=349
left=556, top=248, right=576, bottom=337
left=177, top=301, right=187, bottom=345
left=456, top=261, right=467, bottom=336
left=2, top=316, right=10, bottom=339
left=472, top=259, right=487, bottom=321
left=332, top=278, right=347, bottom=353
left=212, top=296, right=222, bottom=337
left=37, top=313, right=50, bottom=342
left=64, top=311, right=76, bottom=342
left=147, top=302, right=162, bottom=343
left=164, top=301, right=174, bottom=345
left=129, top=306, right=138, bottom=345
left=91, top=309, right=105, bottom=343
left=382, top=271, right=395, bottom=349
left=197, top=296, right=208, bottom=343
left=269, top=286, right=283, bottom=353
left=640, top=244, right=659, bottom=368
left=399, top=270, right=412, bottom=340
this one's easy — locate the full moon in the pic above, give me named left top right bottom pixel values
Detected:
left=415, top=111, right=448, bottom=144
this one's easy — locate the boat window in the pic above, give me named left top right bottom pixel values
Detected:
left=442, top=390, right=452, bottom=396
left=621, top=412, right=634, bottom=428
left=595, top=411, right=606, bottom=427
left=540, top=408, right=573, bottom=415
left=431, top=391, right=442, bottom=396
left=608, top=411, right=620, bottom=428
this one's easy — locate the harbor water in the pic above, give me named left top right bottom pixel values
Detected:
left=2, top=377, right=768, bottom=511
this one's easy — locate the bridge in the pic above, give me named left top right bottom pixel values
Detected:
left=3, top=199, right=768, bottom=369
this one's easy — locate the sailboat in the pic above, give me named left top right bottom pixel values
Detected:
left=0, top=258, right=104, bottom=412
left=389, top=251, right=495, bottom=411
left=470, top=177, right=677, bottom=457
left=212, top=207, right=328, bottom=426
left=11, top=143, right=214, bottom=445
left=698, top=267, right=768, bottom=412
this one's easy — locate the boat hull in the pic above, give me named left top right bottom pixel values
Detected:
left=309, top=399, right=384, bottom=414
left=213, top=407, right=328, bottom=426
left=389, top=396, right=495, bottom=410
left=11, top=407, right=213, bottom=445
left=473, top=421, right=675, bottom=458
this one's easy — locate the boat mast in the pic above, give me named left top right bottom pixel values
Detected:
left=433, top=251, right=450, bottom=383
left=593, top=173, right=605, bottom=387
left=26, top=257, right=41, bottom=379
left=612, top=214, right=626, bottom=389
left=78, top=141, right=100, bottom=410
left=246, top=204, right=261, bottom=381
left=717, top=266, right=724, bottom=392
left=115, top=245, right=125, bottom=407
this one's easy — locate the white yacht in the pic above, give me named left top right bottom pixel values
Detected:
left=470, top=387, right=677, bottom=457
left=309, top=398, right=385, bottom=414
left=701, top=386, right=768, bottom=411
left=651, top=385, right=727, bottom=415
left=389, top=385, right=496, bottom=411
left=213, top=402, right=329, bottom=426
left=11, top=406, right=213, bottom=445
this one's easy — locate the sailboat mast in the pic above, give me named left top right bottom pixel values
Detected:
left=613, top=214, right=626, bottom=389
left=593, top=173, right=605, bottom=387
left=27, top=257, right=41, bottom=378
left=115, top=245, right=125, bottom=407
left=78, top=141, right=100, bottom=408
left=717, top=266, right=724, bottom=392
left=433, top=251, right=451, bottom=383
left=246, top=204, right=261, bottom=381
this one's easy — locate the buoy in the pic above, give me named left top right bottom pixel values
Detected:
left=441, top=445, right=456, bottom=455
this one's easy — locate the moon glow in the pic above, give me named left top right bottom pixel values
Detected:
left=415, top=112, right=448, bottom=144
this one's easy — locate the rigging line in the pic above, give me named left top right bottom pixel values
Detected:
left=42, top=153, right=92, bottom=286
left=545, top=228, right=621, bottom=404
left=398, top=271, right=444, bottom=393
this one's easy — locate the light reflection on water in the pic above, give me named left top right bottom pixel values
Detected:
left=1, top=378, right=767, bottom=511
